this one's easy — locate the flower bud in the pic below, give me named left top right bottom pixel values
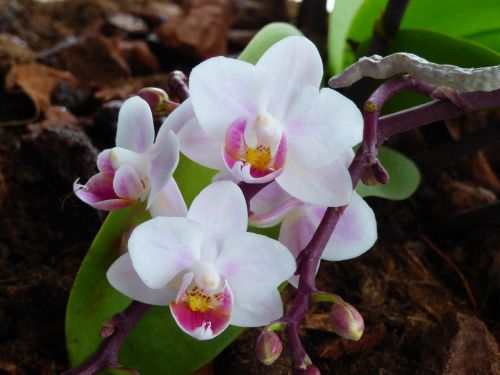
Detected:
left=361, top=160, right=389, bottom=186
left=137, top=87, right=177, bottom=117
left=256, top=331, right=283, bottom=366
left=292, top=365, right=321, bottom=375
left=330, top=298, right=364, bottom=341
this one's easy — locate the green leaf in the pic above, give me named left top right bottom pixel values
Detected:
left=327, top=0, right=369, bottom=74
left=388, top=28, right=500, bottom=67
left=238, top=22, right=302, bottom=64
left=356, top=146, right=420, bottom=200
left=174, top=154, right=216, bottom=206
left=346, top=0, right=500, bottom=62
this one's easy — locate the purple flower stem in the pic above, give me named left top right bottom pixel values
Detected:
left=281, top=85, right=500, bottom=370
left=361, top=76, right=443, bottom=183
left=62, top=301, right=150, bottom=375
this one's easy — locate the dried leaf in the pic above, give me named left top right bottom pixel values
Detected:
left=5, top=63, right=78, bottom=115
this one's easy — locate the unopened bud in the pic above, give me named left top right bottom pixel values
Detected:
left=361, top=160, right=389, bottom=186
left=330, top=298, right=364, bottom=341
left=256, top=331, right=283, bottom=366
left=137, top=87, right=177, bottom=117
left=293, top=365, right=321, bottom=375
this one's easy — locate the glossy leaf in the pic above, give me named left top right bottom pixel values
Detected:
left=327, top=0, right=365, bottom=74
left=340, top=0, right=500, bottom=72
left=356, top=146, right=420, bottom=200
left=238, top=22, right=302, bottom=64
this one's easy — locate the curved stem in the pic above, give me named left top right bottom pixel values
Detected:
left=62, top=301, right=150, bottom=375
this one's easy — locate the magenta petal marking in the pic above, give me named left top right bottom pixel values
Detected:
left=272, top=134, right=287, bottom=171
left=223, top=117, right=247, bottom=169
left=97, top=149, right=114, bottom=175
left=74, top=173, right=134, bottom=211
left=170, top=281, right=233, bottom=340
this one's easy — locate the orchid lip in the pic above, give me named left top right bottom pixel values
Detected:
left=170, top=279, right=233, bottom=340
left=224, top=117, right=287, bottom=182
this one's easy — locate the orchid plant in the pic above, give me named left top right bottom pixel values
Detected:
left=64, top=12, right=500, bottom=374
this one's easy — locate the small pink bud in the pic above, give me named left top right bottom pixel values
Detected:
left=293, top=365, right=321, bottom=375
left=137, top=87, right=177, bottom=116
left=330, top=298, right=364, bottom=341
left=256, top=331, right=283, bottom=366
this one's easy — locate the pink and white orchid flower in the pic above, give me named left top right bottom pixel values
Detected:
left=250, top=167, right=377, bottom=286
left=107, top=181, right=296, bottom=340
left=163, top=36, right=363, bottom=207
left=74, top=96, right=186, bottom=217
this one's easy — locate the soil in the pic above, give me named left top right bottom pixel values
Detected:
left=0, top=1, right=498, bottom=374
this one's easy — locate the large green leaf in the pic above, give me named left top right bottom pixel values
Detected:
left=356, top=146, right=420, bottom=200
left=66, top=24, right=301, bottom=375
left=327, top=0, right=367, bottom=74
left=340, top=0, right=500, bottom=72
left=238, top=22, right=302, bottom=64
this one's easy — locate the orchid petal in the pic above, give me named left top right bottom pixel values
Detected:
left=128, top=217, right=203, bottom=289
left=148, top=178, right=188, bottom=218
left=256, top=36, right=323, bottom=120
left=187, top=181, right=247, bottom=254
left=97, top=149, right=114, bottom=174
left=116, top=96, right=155, bottom=153
left=279, top=209, right=318, bottom=260
left=161, top=98, right=195, bottom=134
left=107, top=253, right=178, bottom=305
left=177, top=117, right=225, bottom=170
left=249, top=183, right=302, bottom=228
left=216, top=232, right=295, bottom=326
left=189, top=57, right=270, bottom=140
left=279, top=208, right=322, bottom=288
left=74, top=173, right=134, bottom=210
left=170, top=281, right=233, bottom=340
left=322, top=192, right=377, bottom=261
left=224, top=160, right=283, bottom=184
left=276, top=156, right=353, bottom=207
left=113, top=165, right=143, bottom=200
left=147, top=127, right=180, bottom=207
left=212, top=170, right=241, bottom=184
left=286, top=88, right=363, bottom=168
left=109, top=147, right=149, bottom=174
left=231, top=288, right=284, bottom=328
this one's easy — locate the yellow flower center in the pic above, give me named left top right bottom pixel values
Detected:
left=188, top=294, right=210, bottom=312
left=246, top=145, right=272, bottom=170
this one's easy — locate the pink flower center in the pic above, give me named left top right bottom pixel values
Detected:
left=224, top=116, right=287, bottom=180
